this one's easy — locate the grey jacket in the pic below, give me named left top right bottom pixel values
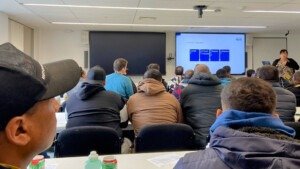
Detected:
left=272, top=82, right=296, bottom=122
left=180, top=73, right=222, bottom=149
left=174, top=126, right=300, bottom=169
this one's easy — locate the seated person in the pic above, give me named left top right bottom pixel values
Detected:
left=66, top=66, right=126, bottom=137
left=287, top=71, right=300, bottom=106
left=216, top=68, right=231, bottom=86
left=0, top=43, right=81, bottom=169
left=127, top=69, right=182, bottom=135
left=169, top=66, right=184, bottom=93
left=223, top=65, right=236, bottom=80
left=181, top=64, right=222, bottom=149
left=172, top=69, right=194, bottom=100
left=175, top=77, right=299, bottom=169
left=147, top=63, right=168, bottom=90
left=246, top=69, right=255, bottom=77
left=105, top=58, right=134, bottom=100
left=180, top=69, right=194, bottom=87
left=257, top=65, right=296, bottom=122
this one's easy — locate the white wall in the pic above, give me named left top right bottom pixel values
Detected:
left=9, top=20, right=24, bottom=51
left=34, top=30, right=176, bottom=82
left=34, top=30, right=300, bottom=82
left=0, top=12, right=9, bottom=45
left=247, top=32, right=300, bottom=70
left=34, top=29, right=88, bottom=67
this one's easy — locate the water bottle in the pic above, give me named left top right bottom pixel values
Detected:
left=85, top=151, right=102, bottom=169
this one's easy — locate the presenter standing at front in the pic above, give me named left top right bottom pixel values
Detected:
left=272, top=49, right=299, bottom=85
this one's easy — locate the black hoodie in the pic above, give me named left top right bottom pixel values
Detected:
left=66, top=82, right=125, bottom=137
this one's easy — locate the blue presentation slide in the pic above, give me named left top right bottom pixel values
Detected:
left=176, top=33, right=245, bottom=74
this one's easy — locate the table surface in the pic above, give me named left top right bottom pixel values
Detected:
left=46, top=151, right=192, bottom=169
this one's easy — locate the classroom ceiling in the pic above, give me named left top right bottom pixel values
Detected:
left=1, top=0, right=300, bottom=33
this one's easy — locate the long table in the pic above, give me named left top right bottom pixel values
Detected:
left=45, top=151, right=192, bottom=169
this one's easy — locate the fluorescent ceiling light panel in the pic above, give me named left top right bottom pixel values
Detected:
left=52, top=22, right=266, bottom=29
left=244, top=10, right=300, bottom=14
left=22, top=3, right=214, bottom=12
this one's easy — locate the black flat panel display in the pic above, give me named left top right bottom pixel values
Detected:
left=90, top=32, right=166, bottom=75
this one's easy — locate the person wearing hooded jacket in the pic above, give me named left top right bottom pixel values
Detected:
left=174, top=77, right=300, bottom=169
left=180, top=64, right=222, bottom=149
left=66, top=66, right=125, bottom=137
left=127, top=69, right=182, bottom=135
left=66, top=66, right=133, bottom=153
left=256, top=65, right=296, bottom=122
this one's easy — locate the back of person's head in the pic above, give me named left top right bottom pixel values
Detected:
left=246, top=69, right=255, bottom=77
left=183, top=69, right=194, bottom=79
left=87, top=66, right=106, bottom=82
left=280, top=49, right=288, bottom=54
left=147, top=63, right=160, bottom=71
left=216, top=68, right=227, bottom=78
left=293, top=71, right=300, bottom=84
left=223, top=65, right=231, bottom=74
left=113, top=58, right=128, bottom=72
left=175, top=66, right=184, bottom=76
left=256, top=65, right=279, bottom=82
left=221, top=77, right=276, bottom=114
left=143, top=69, right=162, bottom=82
left=194, top=64, right=211, bottom=75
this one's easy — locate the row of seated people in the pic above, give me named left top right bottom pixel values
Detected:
left=64, top=58, right=299, bottom=151
left=1, top=43, right=299, bottom=169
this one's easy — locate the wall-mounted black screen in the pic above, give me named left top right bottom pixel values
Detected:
left=89, top=32, right=166, bottom=75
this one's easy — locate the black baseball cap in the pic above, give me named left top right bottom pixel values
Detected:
left=86, top=66, right=106, bottom=84
left=0, top=43, right=81, bottom=130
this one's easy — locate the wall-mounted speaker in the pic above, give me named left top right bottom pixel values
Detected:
left=84, top=51, right=89, bottom=69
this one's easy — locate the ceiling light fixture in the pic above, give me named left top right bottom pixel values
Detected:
left=51, top=22, right=266, bottom=29
left=244, top=10, right=300, bottom=14
left=22, top=3, right=214, bottom=12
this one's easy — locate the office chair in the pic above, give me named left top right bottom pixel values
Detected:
left=135, top=123, right=195, bottom=153
left=54, top=126, right=121, bottom=157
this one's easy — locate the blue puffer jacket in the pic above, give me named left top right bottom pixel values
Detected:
left=174, top=110, right=300, bottom=169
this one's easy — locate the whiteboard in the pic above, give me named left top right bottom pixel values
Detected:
left=252, top=37, right=287, bottom=70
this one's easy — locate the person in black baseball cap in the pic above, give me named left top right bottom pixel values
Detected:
left=0, top=43, right=81, bottom=169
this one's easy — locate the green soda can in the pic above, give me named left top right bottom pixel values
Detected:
left=29, top=155, right=45, bottom=169
left=102, top=156, right=117, bottom=169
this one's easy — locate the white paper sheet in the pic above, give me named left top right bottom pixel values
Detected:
left=147, top=153, right=181, bottom=168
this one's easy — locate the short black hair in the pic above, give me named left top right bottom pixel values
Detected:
left=280, top=49, right=288, bottom=54
left=246, top=69, right=255, bottom=77
left=223, top=65, right=231, bottom=74
left=256, top=65, right=279, bottom=82
left=143, top=69, right=162, bottom=82
left=175, top=66, right=184, bottom=76
left=216, top=68, right=227, bottom=78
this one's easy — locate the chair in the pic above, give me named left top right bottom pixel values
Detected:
left=54, top=126, right=121, bottom=157
left=284, top=122, right=300, bottom=140
left=135, top=123, right=195, bottom=153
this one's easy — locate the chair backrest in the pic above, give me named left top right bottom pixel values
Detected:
left=54, top=126, right=121, bottom=157
left=135, top=123, right=195, bottom=153
left=284, top=122, right=300, bottom=140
